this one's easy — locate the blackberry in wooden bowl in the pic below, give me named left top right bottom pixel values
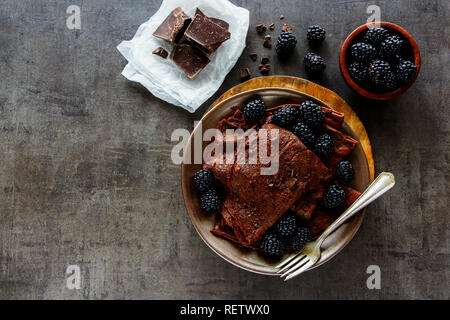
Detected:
left=339, top=22, right=421, bottom=100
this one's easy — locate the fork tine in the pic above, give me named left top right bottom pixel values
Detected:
left=277, top=254, right=307, bottom=274
left=280, top=257, right=310, bottom=278
left=275, top=252, right=301, bottom=269
left=284, top=260, right=315, bottom=281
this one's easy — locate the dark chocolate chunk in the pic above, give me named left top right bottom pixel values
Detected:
left=152, top=47, right=168, bottom=59
left=256, top=24, right=267, bottom=33
left=195, top=8, right=229, bottom=31
left=240, top=68, right=251, bottom=81
left=249, top=53, right=258, bottom=61
left=263, top=35, right=272, bottom=48
left=269, top=23, right=275, bottom=31
left=261, top=57, right=269, bottom=65
left=280, top=15, right=285, bottom=20
left=170, top=43, right=210, bottom=80
left=152, top=7, right=191, bottom=43
left=184, top=13, right=231, bottom=54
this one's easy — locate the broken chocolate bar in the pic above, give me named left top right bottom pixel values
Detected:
left=152, top=7, right=191, bottom=43
left=152, top=47, right=168, bottom=59
left=195, top=8, right=229, bottom=31
left=170, top=43, right=210, bottom=80
left=184, top=13, right=231, bottom=55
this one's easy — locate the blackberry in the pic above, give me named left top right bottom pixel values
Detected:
left=260, top=233, right=285, bottom=256
left=396, top=60, right=417, bottom=85
left=336, top=160, right=355, bottom=183
left=200, top=189, right=222, bottom=213
left=193, top=169, right=214, bottom=193
left=363, top=27, right=388, bottom=46
left=272, top=105, right=299, bottom=127
left=304, top=53, right=326, bottom=74
left=383, top=54, right=403, bottom=68
left=307, top=25, right=326, bottom=44
left=348, top=61, right=368, bottom=83
left=381, top=70, right=398, bottom=92
left=380, top=35, right=403, bottom=59
left=350, top=42, right=376, bottom=63
left=323, top=184, right=346, bottom=209
left=243, top=99, right=266, bottom=124
left=314, top=134, right=334, bottom=160
left=292, top=122, right=316, bottom=148
left=275, top=32, right=297, bottom=55
left=367, top=60, right=391, bottom=88
left=299, top=100, right=324, bottom=128
left=275, top=213, right=297, bottom=237
left=291, top=226, right=311, bottom=251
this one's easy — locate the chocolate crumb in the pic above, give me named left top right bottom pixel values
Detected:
left=152, top=47, right=168, bottom=59
left=249, top=53, right=258, bottom=61
left=282, top=23, right=293, bottom=32
left=256, top=24, right=267, bottom=33
left=269, top=23, right=275, bottom=30
left=240, top=68, right=251, bottom=81
left=259, top=64, right=270, bottom=74
left=263, top=35, right=272, bottom=48
left=280, top=15, right=285, bottom=20
left=261, top=57, right=269, bottom=65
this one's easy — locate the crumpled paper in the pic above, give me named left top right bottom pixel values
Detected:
left=117, top=0, right=250, bottom=113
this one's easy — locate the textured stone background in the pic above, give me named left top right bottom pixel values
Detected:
left=0, top=0, right=448, bottom=299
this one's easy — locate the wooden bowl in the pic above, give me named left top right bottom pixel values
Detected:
left=181, top=87, right=370, bottom=275
left=339, top=22, right=421, bottom=100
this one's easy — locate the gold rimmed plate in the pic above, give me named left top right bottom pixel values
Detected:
left=181, top=87, right=370, bottom=275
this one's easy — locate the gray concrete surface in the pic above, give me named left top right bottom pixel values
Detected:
left=0, top=0, right=448, bottom=299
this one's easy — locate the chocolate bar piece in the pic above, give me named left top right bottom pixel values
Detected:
left=152, top=47, right=168, bottom=59
left=152, top=7, right=191, bottom=43
left=195, top=8, right=229, bottom=31
left=170, top=43, right=210, bottom=79
left=184, top=13, right=231, bottom=55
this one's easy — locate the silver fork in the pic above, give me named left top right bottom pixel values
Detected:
left=276, top=172, right=395, bottom=281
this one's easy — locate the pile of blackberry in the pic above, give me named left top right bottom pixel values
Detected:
left=347, top=27, right=417, bottom=92
left=271, top=101, right=339, bottom=163
left=193, top=169, right=222, bottom=213
left=260, top=213, right=311, bottom=256
left=303, top=25, right=327, bottom=76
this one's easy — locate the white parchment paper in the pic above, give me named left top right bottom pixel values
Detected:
left=117, top=0, right=250, bottom=113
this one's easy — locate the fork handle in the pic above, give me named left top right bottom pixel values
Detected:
left=317, top=172, right=395, bottom=246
